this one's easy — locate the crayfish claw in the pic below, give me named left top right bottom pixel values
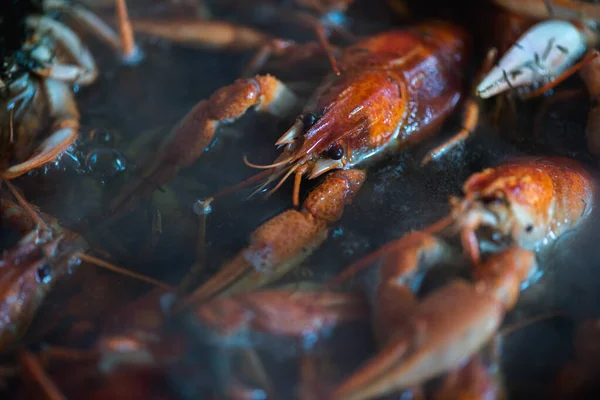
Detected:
left=332, top=280, right=503, bottom=400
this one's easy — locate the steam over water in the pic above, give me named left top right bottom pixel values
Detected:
left=4, top=0, right=600, bottom=398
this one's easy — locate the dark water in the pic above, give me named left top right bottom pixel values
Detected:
left=4, top=0, right=600, bottom=398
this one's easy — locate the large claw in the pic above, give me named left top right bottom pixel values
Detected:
left=472, top=244, right=537, bottom=310
left=110, top=74, right=297, bottom=213
left=183, top=169, right=366, bottom=305
left=476, top=20, right=587, bottom=99
left=372, top=232, right=453, bottom=343
left=332, top=280, right=504, bottom=400
left=332, top=241, right=536, bottom=400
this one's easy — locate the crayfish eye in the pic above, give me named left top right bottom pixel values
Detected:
left=326, top=144, right=344, bottom=160
left=302, top=112, right=318, bottom=129
left=481, top=195, right=506, bottom=206
left=36, top=263, right=52, bottom=283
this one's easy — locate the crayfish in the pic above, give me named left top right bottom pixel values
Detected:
left=326, top=156, right=594, bottom=399
left=0, top=0, right=139, bottom=179
left=107, top=21, right=484, bottom=301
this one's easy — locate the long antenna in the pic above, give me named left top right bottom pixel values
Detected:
left=3, top=179, right=49, bottom=231
left=76, top=252, right=174, bottom=291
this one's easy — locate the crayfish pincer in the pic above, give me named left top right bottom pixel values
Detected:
left=330, top=156, right=594, bottom=400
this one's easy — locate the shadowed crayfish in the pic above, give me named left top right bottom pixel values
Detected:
left=0, top=178, right=177, bottom=398
left=1, top=0, right=140, bottom=180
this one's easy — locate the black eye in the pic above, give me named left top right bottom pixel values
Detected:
left=36, top=263, right=51, bottom=283
left=326, top=144, right=344, bottom=160
left=525, top=225, right=533, bottom=233
left=302, top=112, right=318, bottom=129
left=481, top=196, right=505, bottom=205
left=89, top=129, right=116, bottom=146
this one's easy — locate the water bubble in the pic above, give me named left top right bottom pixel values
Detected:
left=85, top=148, right=127, bottom=178
left=88, top=128, right=117, bottom=147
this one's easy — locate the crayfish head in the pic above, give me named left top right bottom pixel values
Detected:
left=0, top=231, right=75, bottom=348
left=453, top=171, right=548, bottom=258
left=246, top=71, right=405, bottom=206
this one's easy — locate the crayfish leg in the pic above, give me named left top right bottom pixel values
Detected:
left=422, top=46, right=497, bottom=165
left=127, top=18, right=269, bottom=51
left=65, top=1, right=142, bottom=63
left=18, top=350, right=67, bottom=400
left=421, top=98, right=479, bottom=165
left=114, top=0, right=140, bottom=62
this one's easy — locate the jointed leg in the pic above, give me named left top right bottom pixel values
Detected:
left=421, top=48, right=497, bottom=165
left=422, top=99, right=479, bottom=165
left=54, top=0, right=142, bottom=63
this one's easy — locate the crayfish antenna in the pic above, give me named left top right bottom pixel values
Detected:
left=209, top=170, right=273, bottom=200
left=2, top=179, right=49, bottom=231
left=3, top=180, right=171, bottom=292
left=499, top=311, right=569, bottom=337
left=75, top=253, right=174, bottom=291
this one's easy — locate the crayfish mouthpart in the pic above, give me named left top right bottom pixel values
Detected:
left=276, top=120, right=303, bottom=146
left=309, top=158, right=344, bottom=179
